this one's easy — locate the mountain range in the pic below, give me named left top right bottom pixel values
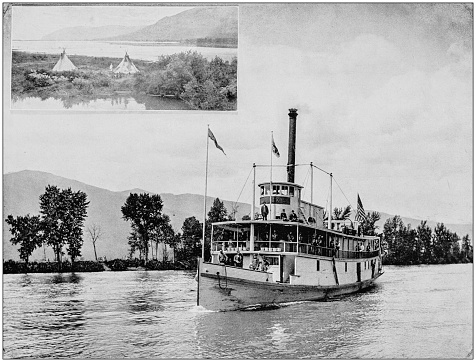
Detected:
left=40, top=7, right=238, bottom=42
left=3, top=170, right=250, bottom=261
left=3, top=170, right=472, bottom=262
left=41, top=25, right=143, bottom=41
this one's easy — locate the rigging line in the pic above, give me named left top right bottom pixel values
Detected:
left=332, top=176, right=356, bottom=214
left=311, top=164, right=331, bottom=176
left=301, top=167, right=311, bottom=198
left=234, top=166, right=253, bottom=210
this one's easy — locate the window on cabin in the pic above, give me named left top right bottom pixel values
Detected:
left=281, top=186, right=288, bottom=195
left=289, top=187, right=294, bottom=196
left=345, top=262, right=348, bottom=272
left=266, top=256, right=279, bottom=266
left=316, top=260, right=320, bottom=271
left=273, top=185, right=279, bottom=195
left=263, top=184, right=270, bottom=196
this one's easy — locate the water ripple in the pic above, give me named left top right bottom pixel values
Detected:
left=3, top=265, right=473, bottom=359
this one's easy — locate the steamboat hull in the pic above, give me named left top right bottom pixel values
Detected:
left=198, top=261, right=383, bottom=312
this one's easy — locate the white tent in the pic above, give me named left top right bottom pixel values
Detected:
left=113, top=52, right=139, bottom=74
left=52, top=50, right=76, bottom=72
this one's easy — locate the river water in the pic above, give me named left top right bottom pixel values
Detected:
left=11, top=40, right=238, bottom=62
left=3, top=264, right=473, bottom=359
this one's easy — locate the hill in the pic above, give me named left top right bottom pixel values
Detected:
left=103, top=6, right=238, bottom=42
left=39, top=7, right=238, bottom=43
left=3, top=170, right=250, bottom=261
left=41, top=25, right=142, bottom=41
left=3, top=170, right=472, bottom=262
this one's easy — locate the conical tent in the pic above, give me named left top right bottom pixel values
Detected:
left=113, top=52, right=139, bottom=74
left=52, top=50, right=76, bottom=71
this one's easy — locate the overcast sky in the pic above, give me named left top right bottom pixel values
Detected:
left=4, top=3, right=473, bottom=225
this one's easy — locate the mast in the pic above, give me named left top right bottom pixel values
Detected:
left=252, top=163, right=256, bottom=220
left=202, top=126, right=210, bottom=260
left=310, top=162, right=314, bottom=204
left=270, top=132, right=273, bottom=216
left=328, top=173, right=333, bottom=230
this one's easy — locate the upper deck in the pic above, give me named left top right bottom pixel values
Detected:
left=210, top=219, right=380, bottom=260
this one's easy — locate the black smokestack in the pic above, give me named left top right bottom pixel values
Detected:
left=287, top=108, right=298, bottom=183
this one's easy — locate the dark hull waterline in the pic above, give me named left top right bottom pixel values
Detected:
left=198, top=261, right=383, bottom=312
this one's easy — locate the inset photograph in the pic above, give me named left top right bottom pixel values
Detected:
left=10, top=4, right=238, bottom=111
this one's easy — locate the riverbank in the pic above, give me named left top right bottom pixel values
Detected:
left=11, top=50, right=237, bottom=110
left=3, top=258, right=193, bottom=274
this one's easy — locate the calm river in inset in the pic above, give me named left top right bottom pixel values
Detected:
left=3, top=264, right=472, bottom=359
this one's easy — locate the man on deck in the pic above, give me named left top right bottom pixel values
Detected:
left=261, top=201, right=269, bottom=220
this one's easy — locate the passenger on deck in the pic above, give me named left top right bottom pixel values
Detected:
left=271, top=230, right=278, bottom=241
left=287, top=232, right=295, bottom=242
left=335, top=240, right=340, bottom=256
left=249, top=254, right=259, bottom=270
left=261, top=201, right=269, bottom=220
left=234, top=250, right=243, bottom=267
left=280, top=209, right=288, bottom=221
left=218, top=250, right=228, bottom=265
left=260, top=257, right=270, bottom=272
left=289, top=210, right=298, bottom=222
left=366, top=243, right=371, bottom=252
left=359, top=243, right=365, bottom=252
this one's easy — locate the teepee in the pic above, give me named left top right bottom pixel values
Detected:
left=113, top=52, right=139, bottom=74
left=52, top=50, right=76, bottom=72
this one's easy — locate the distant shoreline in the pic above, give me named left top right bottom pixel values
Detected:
left=13, top=39, right=238, bottom=49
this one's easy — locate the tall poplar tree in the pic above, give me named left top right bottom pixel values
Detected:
left=39, top=185, right=89, bottom=269
left=5, top=214, right=43, bottom=263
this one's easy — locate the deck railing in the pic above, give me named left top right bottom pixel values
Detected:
left=212, top=240, right=379, bottom=259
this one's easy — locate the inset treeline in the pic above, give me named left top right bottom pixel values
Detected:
left=134, top=51, right=237, bottom=110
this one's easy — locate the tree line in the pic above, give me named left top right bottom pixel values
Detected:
left=329, top=205, right=473, bottom=265
left=4, top=185, right=231, bottom=271
left=5, top=186, right=472, bottom=272
left=382, top=215, right=472, bottom=265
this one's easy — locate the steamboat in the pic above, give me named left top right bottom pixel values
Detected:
left=197, top=108, right=384, bottom=311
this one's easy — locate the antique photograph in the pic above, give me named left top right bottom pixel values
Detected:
left=3, top=3, right=473, bottom=359
left=9, top=4, right=238, bottom=110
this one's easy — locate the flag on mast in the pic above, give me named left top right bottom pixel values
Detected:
left=356, top=194, right=366, bottom=222
left=208, top=128, right=226, bottom=155
left=272, top=134, right=280, bottom=158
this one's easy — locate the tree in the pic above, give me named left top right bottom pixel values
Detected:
left=332, top=205, right=351, bottom=220
left=360, top=211, right=381, bottom=236
left=205, top=198, right=229, bottom=260
left=461, top=234, right=472, bottom=260
left=433, top=223, right=454, bottom=263
left=86, top=223, right=103, bottom=261
left=127, top=227, right=143, bottom=260
left=121, top=193, right=167, bottom=262
left=417, top=221, right=433, bottom=263
left=5, top=214, right=43, bottom=263
left=149, top=213, right=175, bottom=262
left=181, top=216, right=202, bottom=259
left=39, top=185, right=89, bottom=269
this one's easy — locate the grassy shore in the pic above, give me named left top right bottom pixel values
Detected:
left=3, top=258, right=192, bottom=274
left=11, top=50, right=237, bottom=110
left=12, top=51, right=162, bottom=107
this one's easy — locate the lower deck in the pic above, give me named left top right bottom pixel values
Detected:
left=210, top=251, right=383, bottom=287
left=198, top=258, right=384, bottom=311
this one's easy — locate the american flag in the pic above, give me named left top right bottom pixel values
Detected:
left=356, top=194, right=366, bottom=222
left=272, top=135, right=280, bottom=158
left=208, top=128, right=226, bottom=155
